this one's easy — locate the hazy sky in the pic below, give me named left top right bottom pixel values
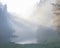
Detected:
left=0, top=0, right=40, bottom=18
left=0, top=0, right=57, bottom=44
left=0, top=0, right=52, bottom=26
left=0, top=0, right=40, bottom=44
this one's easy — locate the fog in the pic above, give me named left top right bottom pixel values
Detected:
left=0, top=4, right=14, bottom=45
left=0, top=2, right=38, bottom=44
left=0, top=0, right=60, bottom=45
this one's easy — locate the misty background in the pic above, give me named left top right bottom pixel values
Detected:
left=0, top=0, right=60, bottom=45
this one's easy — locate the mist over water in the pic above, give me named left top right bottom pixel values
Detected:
left=0, top=0, right=60, bottom=45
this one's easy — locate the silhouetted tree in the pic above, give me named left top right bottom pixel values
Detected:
left=36, top=0, right=60, bottom=44
left=0, top=3, right=14, bottom=45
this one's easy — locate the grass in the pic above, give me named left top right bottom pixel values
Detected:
left=0, top=42, right=60, bottom=48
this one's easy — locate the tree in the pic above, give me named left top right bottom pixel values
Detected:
left=36, top=0, right=60, bottom=44
left=0, top=3, right=14, bottom=45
